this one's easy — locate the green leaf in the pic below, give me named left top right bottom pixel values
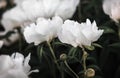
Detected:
left=99, top=26, right=115, bottom=34
left=109, top=42, right=120, bottom=48
left=84, top=45, right=95, bottom=51
left=78, top=70, right=84, bottom=75
left=67, top=56, right=81, bottom=64
left=68, top=47, right=77, bottom=56
left=37, top=45, right=44, bottom=61
left=53, top=41, right=67, bottom=46
left=92, top=43, right=103, bottom=48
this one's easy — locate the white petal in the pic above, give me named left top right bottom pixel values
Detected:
left=5, top=69, right=28, bottom=78
left=102, top=0, right=112, bottom=15
left=11, top=52, right=24, bottom=69
left=0, top=55, right=14, bottom=73
left=55, top=0, right=79, bottom=20
left=43, top=0, right=60, bottom=17
left=23, top=23, right=45, bottom=45
left=58, top=30, right=78, bottom=47
left=23, top=53, right=31, bottom=74
left=36, top=18, right=51, bottom=35
left=0, top=40, right=4, bottom=48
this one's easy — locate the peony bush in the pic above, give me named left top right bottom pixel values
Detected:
left=1, top=0, right=120, bottom=78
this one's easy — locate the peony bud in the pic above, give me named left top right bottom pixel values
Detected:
left=60, top=53, right=67, bottom=61
left=85, top=68, right=95, bottom=78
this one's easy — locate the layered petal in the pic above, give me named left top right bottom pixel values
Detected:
left=24, top=16, right=63, bottom=45
left=23, top=23, right=45, bottom=45
left=58, top=19, right=104, bottom=47
left=0, top=52, right=38, bottom=78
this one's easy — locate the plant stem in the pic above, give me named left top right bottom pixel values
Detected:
left=60, top=62, right=64, bottom=78
left=47, top=41, right=60, bottom=69
left=82, top=47, right=88, bottom=78
left=64, top=60, right=79, bottom=78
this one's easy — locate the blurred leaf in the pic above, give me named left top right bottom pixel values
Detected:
left=67, top=56, right=81, bottom=64
left=99, top=26, right=115, bottom=34
left=84, top=45, right=95, bottom=51
left=109, top=42, right=120, bottom=48
left=53, top=41, right=67, bottom=46
left=37, top=45, right=44, bottom=61
left=78, top=70, right=84, bottom=75
left=92, top=43, right=103, bottom=48
left=68, top=47, right=77, bottom=56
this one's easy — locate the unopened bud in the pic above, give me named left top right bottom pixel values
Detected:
left=85, top=68, right=95, bottom=78
left=60, top=53, right=67, bottom=61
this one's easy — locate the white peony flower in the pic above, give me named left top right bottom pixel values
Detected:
left=55, top=0, right=80, bottom=20
left=78, top=19, right=104, bottom=46
left=58, top=19, right=104, bottom=47
left=24, top=16, right=63, bottom=45
left=0, top=52, right=39, bottom=78
left=21, top=0, right=45, bottom=21
left=1, top=0, right=79, bottom=35
left=0, top=40, right=4, bottom=48
left=103, top=0, right=120, bottom=23
left=1, top=6, right=28, bottom=32
left=58, top=20, right=80, bottom=47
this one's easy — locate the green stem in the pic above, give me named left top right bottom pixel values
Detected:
left=47, top=41, right=60, bottom=69
left=64, top=60, right=79, bottom=78
left=60, top=62, right=64, bottom=78
left=82, top=47, right=88, bottom=78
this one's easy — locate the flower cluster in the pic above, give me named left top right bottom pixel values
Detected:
left=24, top=17, right=104, bottom=47
left=0, top=52, right=38, bottom=78
left=1, top=0, right=79, bottom=32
